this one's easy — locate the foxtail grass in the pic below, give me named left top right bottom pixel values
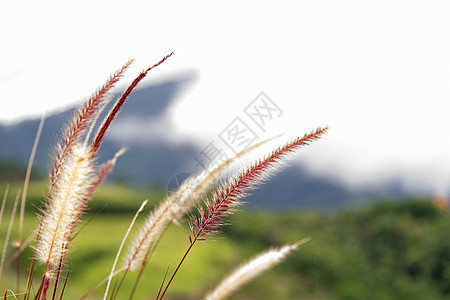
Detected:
left=123, top=135, right=281, bottom=273
left=31, top=53, right=174, bottom=299
left=0, top=53, right=328, bottom=300
left=204, top=238, right=311, bottom=300
left=120, top=136, right=284, bottom=298
left=156, top=127, right=328, bottom=299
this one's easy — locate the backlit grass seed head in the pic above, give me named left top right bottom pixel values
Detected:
left=124, top=168, right=222, bottom=271
left=189, top=127, right=328, bottom=243
left=49, top=60, right=133, bottom=191
left=125, top=166, right=214, bottom=268
left=124, top=139, right=276, bottom=271
left=36, top=143, right=95, bottom=275
left=34, top=54, right=173, bottom=280
left=170, top=137, right=279, bottom=223
left=155, top=129, right=327, bottom=299
left=204, top=238, right=310, bottom=300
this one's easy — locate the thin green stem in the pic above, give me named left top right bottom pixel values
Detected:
left=18, top=114, right=45, bottom=292
left=157, top=241, right=195, bottom=300
left=129, top=229, right=165, bottom=300
left=59, top=264, right=71, bottom=300
left=111, top=269, right=128, bottom=300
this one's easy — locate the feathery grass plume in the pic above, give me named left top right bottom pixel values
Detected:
left=35, top=143, right=95, bottom=276
left=204, top=238, right=311, bottom=300
left=123, top=136, right=277, bottom=272
left=189, top=127, right=328, bottom=244
left=33, top=54, right=173, bottom=299
left=158, top=127, right=328, bottom=299
left=0, top=189, right=20, bottom=278
left=48, top=60, right=133, bottom=195
left=35, top=63, right=132, bottom=279
left=170, top=135, right=282, bottom=222
left=32, top=60, right=133, bottom=288
left=91, top=52, right=174, bottom=153
left=122, top=139, right=278, bottom=297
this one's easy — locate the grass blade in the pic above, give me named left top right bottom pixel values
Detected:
left=0, top=184, right=10, bottom=228
left=18, top=113, right=45, bottom=291
left=103, top=200, right=148, bottom=300
left=0, top=189, right=21, bottom=277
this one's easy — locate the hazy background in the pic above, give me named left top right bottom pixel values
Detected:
left=1, top=3, right=450, bottom=299
left=1, top=0, right=450, bottom=200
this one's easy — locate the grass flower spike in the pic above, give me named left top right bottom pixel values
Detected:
left=0, top=54, right=331, bottom=300
left=204, top=238, right=311, bottom=300
left=36, top=144, right=94, bottom=274
left=158, top=127, right=328, bottom=299
left=48, top=60, right=133, bottom=194
left=123, top=136, right=278, bottom=272
left=189, top=127, right=328, bottom=244
left=33, top=54, right=173, bottom=299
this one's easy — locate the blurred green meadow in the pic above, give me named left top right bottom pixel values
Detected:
left=0, top=179, right=449, bottom=299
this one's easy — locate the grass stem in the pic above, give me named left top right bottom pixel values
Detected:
left=0, top=189, right=20, bottom=278
left=103, top=200, right=148, bottom=300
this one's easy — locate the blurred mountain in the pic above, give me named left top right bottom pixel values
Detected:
left=245, top=165, right=354, bottom=210
left=245, top=166, right=436, bottom=210
left=0, top=75, right=199, bottom=186
left=0, top=76, right=431, bottom=210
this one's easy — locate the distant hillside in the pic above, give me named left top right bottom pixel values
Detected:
left=0, top=76, right=422, bottom=210
left=0, top=76, right=199, bottom=186
left=245, top=165, right=354, bottom=210
left=225, top=199, right=450, bottom=300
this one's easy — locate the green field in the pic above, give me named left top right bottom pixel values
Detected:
left=0, top=180, right=449, bottom=299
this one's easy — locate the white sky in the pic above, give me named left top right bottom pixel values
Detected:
left=1, top=1, right=450, bottom=193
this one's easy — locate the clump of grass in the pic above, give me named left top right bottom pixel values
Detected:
left=32, top=53, right=173, bottom=299
left=0, top=53, right=328, bottom=300
left=156, top=127, right=327, bottom=299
